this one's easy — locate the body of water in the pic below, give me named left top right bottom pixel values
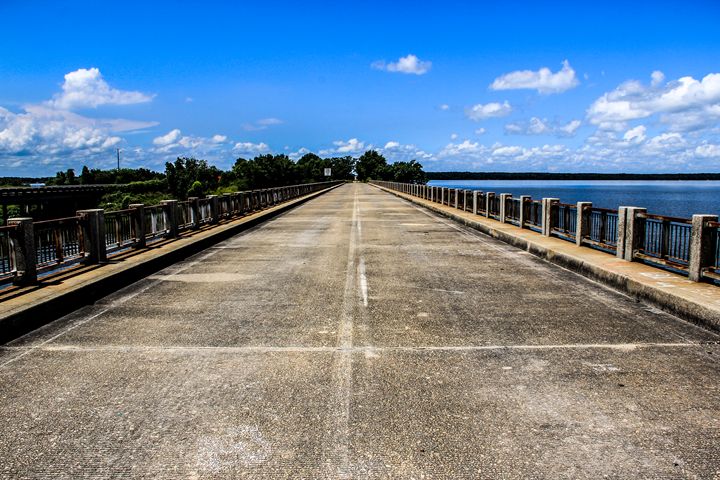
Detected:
left=428, top=180, right=720, bottom=219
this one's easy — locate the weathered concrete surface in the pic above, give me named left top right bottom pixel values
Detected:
left=0, top=184, right=341, bottom=343
left=375, top=184, right=720, bottom=332
left=1, top=183, right=719, bottom=479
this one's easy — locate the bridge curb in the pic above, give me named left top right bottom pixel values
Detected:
left=373, top=184, right=720, bottom=333
left=0, top=184, right=344, bottom=343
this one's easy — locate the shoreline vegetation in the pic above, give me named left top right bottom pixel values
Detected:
left=427, top=172, right=720, bottom=181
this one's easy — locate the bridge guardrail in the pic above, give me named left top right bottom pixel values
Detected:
left=373, top=181, right=720, bottom=285
left=1, top=181, right=343, bottom=287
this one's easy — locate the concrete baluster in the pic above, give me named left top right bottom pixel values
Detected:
left=499, top=193, right=511, bottom=223
left=541, top=198, right=559, bottom=237
left=129, top=203, right=147, bottom=247
left=77, top=209, right=108, bottom=263
left=8, top=217, right=37, bottom=285
left=576, top=202, right=592, bottom=246
left=689, top=214, right=718, bottom=281
left=485, top=192, right=495, bottom=218
left=160, top=200, right=178, bottom=238
left=617, top=207, right=646, bottom=261
left=519, top=196, right=531, bottom=228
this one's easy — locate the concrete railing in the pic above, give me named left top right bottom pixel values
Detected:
left=1, top=181, right=343, bottom=286
left=373, top=181, right=720, bottom=284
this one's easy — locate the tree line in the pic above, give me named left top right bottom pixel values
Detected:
left=41, top=150, right=427, bottom=200
left=426, top=171, right=720, bottom=181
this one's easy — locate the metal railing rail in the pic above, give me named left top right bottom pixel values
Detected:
left=105, top=209, right=138, bottom=254
left=33, top=216, right=85, bottom=272
left=506, top=197, right=521, bottom=226
left=704, top=221, right=720, bottom=281
left=581, top=206, right=619, bottom=253
left=0, top=224, right=17, bottom=282
left=551, top=203, right=577, bottom=242
left=635, top=213, right=692, bottom=270
left=525, top=200, right=542, bottom=232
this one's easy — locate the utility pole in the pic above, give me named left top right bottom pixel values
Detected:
left=117, top=148, right=121, bottom=171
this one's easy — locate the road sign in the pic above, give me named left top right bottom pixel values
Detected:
left=324, top=168, right=332, bottom=177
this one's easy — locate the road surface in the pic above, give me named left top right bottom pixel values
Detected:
left=1, top=183, right=719, bottom=478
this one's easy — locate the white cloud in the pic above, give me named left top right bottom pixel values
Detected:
left=0, top=106, right=122, bottom=160
left=212, top=134, right=228, bottom=143
left=623, top=125, right=646, bottom=143
left=49, top=68, right=153, bottom=109
left=558, top=119, right=582, bottom=136
left=242, top=118, right=284, bottom=131
left=378, top=141, right=433, bottom=161
left=465, top=101, right=512, bottom=121
left=450, top=133, right=459, bottom=140
left=333, top=138, right=366, bottom=154
left=643, top=132, right=686, bottom=154
left=490, top=60, right=579, bottom=94
left=438, top=140, right=486, bottom=157
left=651, top=70, right=665, bottom=87
left=439, top=104, right=450, bottom=111
left=587, top=73, right=720, bottom=131
left=153, top=129, right=182, bottom=146
left=475, top=128, right=486, bottom=135
left=257, top=118, right=283, bottom=126
left=492, top=145, right=523, bottom=156
left=696, top=143, right=720, bottom=158
left=233, top=141, right=270, bottom=154
left=505, top=117, right=581, bottom=137
left=372, top=54, right=431, bottom=75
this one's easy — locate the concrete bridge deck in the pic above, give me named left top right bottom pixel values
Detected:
left=1, top=182, right=719, bottom=478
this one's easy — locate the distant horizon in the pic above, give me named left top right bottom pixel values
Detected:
left=2, top=1, right=719, bottom=176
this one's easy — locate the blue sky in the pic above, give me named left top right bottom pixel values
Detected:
left=1, top=0, right=720, bottom=175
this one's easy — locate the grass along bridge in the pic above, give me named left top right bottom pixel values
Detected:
left=0, top=182, right=719, bottom=478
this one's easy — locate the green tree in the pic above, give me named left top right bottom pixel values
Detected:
left=328, top=156, right=356, bottom=180
left=390, top=160, right=427, bottom=184
left=355, top=150, right=388, bottom=181
left=165, top=157, right=221, bottom=199
left=232, top=154, right=295, bottom=189
left=80, top=165, right=95, bottom=184
left=295, top=152, right=328, bottom=182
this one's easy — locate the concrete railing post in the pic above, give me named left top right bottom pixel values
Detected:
left=617, top=207, right=646, bottom=261
left=689, top=214, right=718, bottom=281
left=77, top=209, right=107, bottom=263
left=454, top=188, right=460, bottom=209
left=187, top=197, right=200, bottom=228
left=518, top=196, right=531, bottom=228
left=129, top=204, right=146, bottom=248
left=541, top=198, right=559, bottom=237
left=472, top=191, right=479, bottom=215
left=499, top=193, right=511, bottom=223
left=576, top=202, right=592, bottom=246
left=160, top=200, right=178, bottom=238
left=207, top=195, right=219, bottom=224
left=7, top=217, right=37, bottom=285
left=485, top=192, right=495, bottom=218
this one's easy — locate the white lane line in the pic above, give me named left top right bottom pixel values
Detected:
left=358, top=257, right=369, bottom=307
left=1, top=342, right=709, bottom=354
left=330, top=186, right=360, bottom=479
